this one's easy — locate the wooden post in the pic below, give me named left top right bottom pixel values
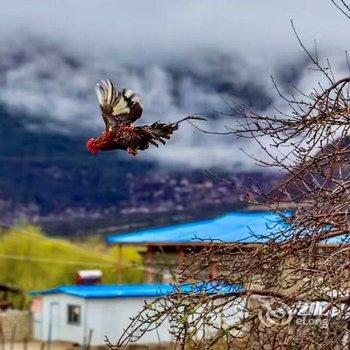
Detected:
left=178, top=246, right=185, bottom=267
left=10, top=324, right=16, bottom=350
left=117, top=244, right=122, bottom=283
left=176, top=246, right=186, bottom=282
left=0, top=323, right=5, bottom=350
left=209, top=255, right=218, bottom=279
left=86, top=329, right=93, bottom=350
left=23, top=337, right=28, bottom=350
left=145, top=247, right=154, bottom=283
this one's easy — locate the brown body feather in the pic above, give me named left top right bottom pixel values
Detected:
left=93, top=116, right=205, bottom=156
left=86, top=79, right=206, bottom=156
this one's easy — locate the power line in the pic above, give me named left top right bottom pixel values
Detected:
left=0, top=253, right=114, bottom=267
left=0, top=222, right=153, bottom=272
left=0, top=253, right=157, bottom=273
left=0, top=221, right=115, bottom=262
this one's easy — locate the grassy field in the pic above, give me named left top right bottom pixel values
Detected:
left=0, top=224, right=144, bottom=307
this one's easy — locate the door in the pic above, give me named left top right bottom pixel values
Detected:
left=48, top=302, right=60, bottom=342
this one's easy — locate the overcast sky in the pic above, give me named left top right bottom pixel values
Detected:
left=1, top=0, right=348, bottom=61
left=1, top=0, right=350, bottom=169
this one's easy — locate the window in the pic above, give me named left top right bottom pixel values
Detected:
left=67, top=305, right=81, bottom=325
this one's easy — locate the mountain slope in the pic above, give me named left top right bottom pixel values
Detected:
left=0, top=106, right=155, bottom=213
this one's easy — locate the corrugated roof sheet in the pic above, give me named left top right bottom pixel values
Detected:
left=30, top=283, right=242, bottom=299
left=107, top=211, right=287, bottom=245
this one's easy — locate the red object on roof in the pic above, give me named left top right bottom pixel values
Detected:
left=76, top=270, right=102, bottom=285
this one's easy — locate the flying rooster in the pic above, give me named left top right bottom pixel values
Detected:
left=86, top=79, right=205, bottom=156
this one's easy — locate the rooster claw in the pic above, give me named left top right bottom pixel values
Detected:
left=127, top=148, right=138, bottom=156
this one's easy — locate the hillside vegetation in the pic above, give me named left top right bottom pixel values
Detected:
left=0, top=224, right=143, bottom=306
left=0, top=107, right=153, bottom=215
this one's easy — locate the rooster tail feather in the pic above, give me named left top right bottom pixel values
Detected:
left=145, top=122, right=178, bottom=145
left=144, top=115, right=206, bottom=148
left=175, top=115, right=207, bottom=126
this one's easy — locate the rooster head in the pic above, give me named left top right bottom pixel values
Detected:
left=86, top=138, right=99, bottom=155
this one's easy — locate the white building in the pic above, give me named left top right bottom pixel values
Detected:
left=31, top=283, right=242, bottom=347
left=31, top=284, right=176, bottom=346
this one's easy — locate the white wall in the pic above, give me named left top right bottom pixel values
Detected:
left=34, top=295, right=174, bottom=346
left=35, top=294, right=87, bottom=345
left=86, top=297, right=174, bottom=346
left=84, top=297, right=246, bottom=346
left=34, top=294, right=245, bottom=347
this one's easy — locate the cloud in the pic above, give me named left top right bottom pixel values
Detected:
left=1, top=0, right=348, bottom=60
left=0, top=0, right=349, bottom=169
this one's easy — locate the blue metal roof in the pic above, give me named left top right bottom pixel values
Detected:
left=107, top=211, right=288, bottom=245
left=30, top=283, right=242, bottom=299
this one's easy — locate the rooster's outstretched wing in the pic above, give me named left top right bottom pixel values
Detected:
left=95, top=79, right=143, bottom=131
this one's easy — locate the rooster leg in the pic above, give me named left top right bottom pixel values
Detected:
left=127, top=148, right=138, bottom=156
